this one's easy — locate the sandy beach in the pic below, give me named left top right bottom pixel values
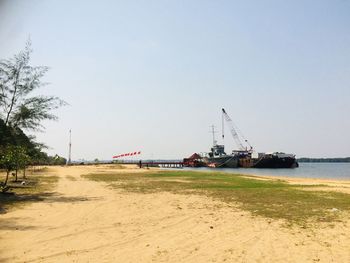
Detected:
left=1, top=165, right=349, bottom=263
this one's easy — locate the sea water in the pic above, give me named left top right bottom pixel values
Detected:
left=184, top=163, right=350, bottom=180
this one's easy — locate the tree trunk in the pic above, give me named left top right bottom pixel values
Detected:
left=4, top=171, right=9, bottom=185
left=23, top=167, right=26, bottom=179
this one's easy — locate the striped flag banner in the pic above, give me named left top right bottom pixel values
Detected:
left=113, top=151, right=142, bottom=159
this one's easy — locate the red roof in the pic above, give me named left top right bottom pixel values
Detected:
left=187, top=153, right=202, bottom=160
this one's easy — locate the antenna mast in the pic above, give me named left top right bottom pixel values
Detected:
left=210, top=125, right=217, bottom=146
left=67, top=129, right=72, bottom=165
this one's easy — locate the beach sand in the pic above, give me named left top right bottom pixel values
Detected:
left=0, top=165, right=349, bottom=262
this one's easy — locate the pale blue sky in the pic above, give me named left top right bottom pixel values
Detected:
left=0, top=0, right=349, bottom=160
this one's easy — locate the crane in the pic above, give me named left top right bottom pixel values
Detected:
left=221, top=108, right=252, bottom=151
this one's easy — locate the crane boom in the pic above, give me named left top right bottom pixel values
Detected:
left=222, top=108, right=251, bottom=151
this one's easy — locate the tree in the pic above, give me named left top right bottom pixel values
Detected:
left=0, top=40, right=67, bottom=189
left=0, top=117, right=43, bottom=173
left=12, top=146, right=30, bottom=181
left=0, top=40, right=66, bottom=131
left=0, top=146, right=17, bottom=186
left=20, top=152, right=31, bottom=179
left=0, top=145, right=29, bottom=185
left=50, top=154, right=67, bottom=165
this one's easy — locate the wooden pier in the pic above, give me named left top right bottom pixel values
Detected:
left=118, top=161, right=184, bottom=168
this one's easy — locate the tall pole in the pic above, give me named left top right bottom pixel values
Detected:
left=67, top=129, right=72, bottom=165
left=210, top=125, right=217, bottom=146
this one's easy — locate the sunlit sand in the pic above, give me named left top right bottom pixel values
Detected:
left=0, top=165, right=349, bottom=262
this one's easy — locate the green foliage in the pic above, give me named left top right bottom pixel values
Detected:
left=0, top=118, right=45, bottom=166
left=0, top=146, right=18, bottom=173
left=0, top=145, right=30, bottom=185
left=50, top=154, right=67, bottom=165
left=14, top=145, right=30, bottom=169
left=0, top=118, right=31, bottom=147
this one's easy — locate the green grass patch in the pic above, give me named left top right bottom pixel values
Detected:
left=66, top=175, right=77, bottom=181
left=0, top=173, right=59, bottom=213
left=82, top=170, right=350, bottom=225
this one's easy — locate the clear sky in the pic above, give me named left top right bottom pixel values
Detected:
left=0, top=0, right=349, bottom=160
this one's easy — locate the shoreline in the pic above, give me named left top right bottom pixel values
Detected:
left=181, top=163, right=350, bottom=180
left=163, top=166, right=350, bottom=194
left=178, top=166, right=350, bottom=182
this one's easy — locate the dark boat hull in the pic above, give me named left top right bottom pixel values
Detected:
left=252, top=156, right=298, bottom=168
left=203, top=156, right=238, bottom=168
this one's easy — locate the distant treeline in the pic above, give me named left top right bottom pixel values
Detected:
left=298, top=157, right=350, bottom=163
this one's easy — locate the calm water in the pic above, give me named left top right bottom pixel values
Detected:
left=183, top=163, right=350, bottom=180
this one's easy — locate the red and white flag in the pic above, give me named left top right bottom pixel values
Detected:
left=113, top=151, right=142, bottom=159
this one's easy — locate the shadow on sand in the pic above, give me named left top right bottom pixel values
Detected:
left=0, top=191, right=102, bottom=214
left=0, top=217, right=38, bottom=231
